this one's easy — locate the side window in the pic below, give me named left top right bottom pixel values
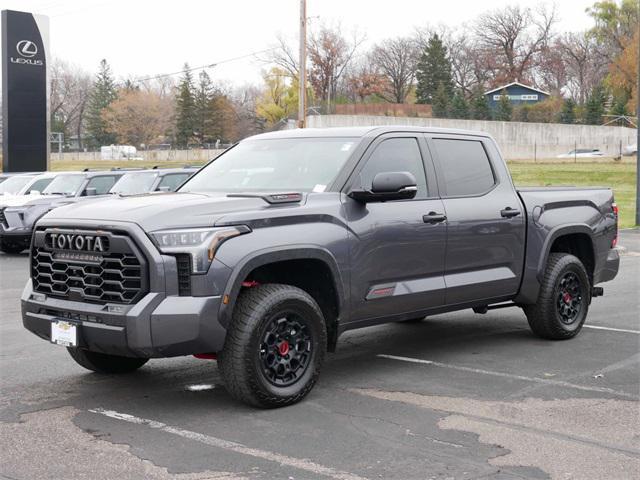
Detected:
left=157, top=173, right=190, bottom=191
left=85, top=176, right=118, bottom=195
left=358, top=138, right=428, bottom=199
left=26, top=178, right=52, bottom=194
left=432, top=139, right=495, bottom=196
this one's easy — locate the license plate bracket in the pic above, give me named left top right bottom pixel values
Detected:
left=51, top=320, right=78, bottom=347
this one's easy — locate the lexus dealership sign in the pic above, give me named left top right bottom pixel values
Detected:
left=1, top=10, right=50, bottom=172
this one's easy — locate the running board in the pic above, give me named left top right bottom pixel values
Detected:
left=473, top=302, right=518, bottom=314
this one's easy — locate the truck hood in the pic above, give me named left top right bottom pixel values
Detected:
left=0, top=193, right=46, bottom=207
left=43, top=192, right=275, bottom=231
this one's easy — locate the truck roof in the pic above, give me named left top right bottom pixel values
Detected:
left=246, top=125, right=492, bottom=141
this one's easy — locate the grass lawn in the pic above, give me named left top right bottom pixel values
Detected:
left=5, top=159, right=638, bottom=229
left=508, top=162, right=637, bottom=229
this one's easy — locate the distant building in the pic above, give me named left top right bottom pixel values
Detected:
left=484, top=82, right=549, bottom=108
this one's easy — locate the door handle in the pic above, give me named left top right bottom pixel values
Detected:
left=501, top=207, right=521, bottom=218
left=423, top=212, right=447, bottom=224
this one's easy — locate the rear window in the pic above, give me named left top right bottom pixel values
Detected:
left=433, top=139, right=495, bottom=196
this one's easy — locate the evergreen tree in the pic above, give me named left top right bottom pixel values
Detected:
left=585, top=85, right=606, bottom=125
left=471, top=89, right=491, bottom=120
left=193, top=71, right=216, bottom=144
left=175, top=64, right=196, bottom=147
left=559, top=98, right=576, bottom=124
left=415, top=34, right=454, bottom=104
left=494, top=89, right=513, bottom=121
left=431, top=82, right=450, bottom=118
left=85, top=59, right=118, bottom=147
left=449, top=91, right=469, bottom=119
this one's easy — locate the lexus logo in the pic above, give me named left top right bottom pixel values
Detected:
left=16, top=40, right=38, bottom=58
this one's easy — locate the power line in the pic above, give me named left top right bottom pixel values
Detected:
left=133, top=48, right=278, bottom=84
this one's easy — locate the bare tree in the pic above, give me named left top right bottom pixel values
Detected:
left=371, top=37, right=419, bottom=103
left=474, top=4, right=556, bottom=84
left=49, top=59, right=92, bottom=150
left=266, top=34, right=300, bottom=78
left=558, top=32, right=608, bottom=104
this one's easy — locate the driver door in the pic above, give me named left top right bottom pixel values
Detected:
left=343, top=134, right=447, bottom=324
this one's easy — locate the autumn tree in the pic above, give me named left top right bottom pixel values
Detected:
left=102, top=89, right=173, bottom=146
left=371, top=37, right=418, bottom=103
left=416, top=34, right=454, bottom=104
left=307, top=24, right=363, bottom=107
left=175, top=64, right=196, bottom=147
left=255, top=68, right=298, bottom=128
left=86, top=59, right=118, bottom=147
left=344, top=59, right=385, bottom=102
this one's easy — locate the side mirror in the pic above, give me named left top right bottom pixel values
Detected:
left=29, top=190, right=40, bottom=195
left=85, top=187, right=97, bottom=196
left=157, top=186, right=171, bottom=192
left=349, top=171, right=418, bottom=203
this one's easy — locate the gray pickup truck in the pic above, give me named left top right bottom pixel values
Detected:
left=22, top=126, right=620, bottom=408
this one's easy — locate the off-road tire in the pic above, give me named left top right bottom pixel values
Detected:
left=219, top=284, right=327, bottom=408
left=524, top=253, right=590, bottom=340
left=67, top=347, right=148, bottom=373
left=0, top=240, right=26, bottom=254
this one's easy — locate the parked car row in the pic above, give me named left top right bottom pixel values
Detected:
left=0, top=167, right=199, bottom=254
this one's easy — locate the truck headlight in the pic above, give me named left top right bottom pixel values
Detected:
left=149, top=226, right=250, bottom=273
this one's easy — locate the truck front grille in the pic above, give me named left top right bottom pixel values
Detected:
left=31, top=228, right=148, bottom=304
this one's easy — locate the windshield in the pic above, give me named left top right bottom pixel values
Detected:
left=180, top=137, right=357, bottom=193
left=110, top=172, right=158, bottom=195
left=42, top=174, right=85, bottom=195
left=0, top=175, right=35, bottom=195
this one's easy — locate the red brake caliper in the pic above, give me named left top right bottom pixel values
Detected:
left=278, top=340, right=290, bottom=356
left=562, top=292, right=572, bottom=304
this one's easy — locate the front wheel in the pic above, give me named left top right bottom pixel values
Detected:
left=219, top=284, right=327, bottom=408
left=67, top=347, right=148, bottom=373
left=524, top=253, right=591, bottom=340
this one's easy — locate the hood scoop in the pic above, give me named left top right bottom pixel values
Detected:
left=227, top=192, right=303, bottom=205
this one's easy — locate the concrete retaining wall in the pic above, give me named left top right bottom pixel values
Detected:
left=306, top=115, right=638, bottom=161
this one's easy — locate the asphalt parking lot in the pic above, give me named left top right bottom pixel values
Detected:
left=1, top=230, right=638, bottom=480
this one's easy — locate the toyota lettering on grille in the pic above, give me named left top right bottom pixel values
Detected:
left=46, top=233, right=108, bottom=253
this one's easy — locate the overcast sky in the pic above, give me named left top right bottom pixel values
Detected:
left=1, top=0, right=597, bottom=86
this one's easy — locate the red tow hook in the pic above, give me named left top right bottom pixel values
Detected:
left=194, top=353, right=217, bottom=360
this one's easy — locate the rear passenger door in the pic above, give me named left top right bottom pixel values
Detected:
left=426, top=135, right=526, bottom=305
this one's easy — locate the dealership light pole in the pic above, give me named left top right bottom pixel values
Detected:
left=298, top=0, right=307, bottom=128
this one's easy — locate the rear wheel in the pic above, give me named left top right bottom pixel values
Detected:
left=524, top=253, right=590, bottom=340
left=67, top=347, right=148, bottom=373
left=219, top=284, right=326, bottom=408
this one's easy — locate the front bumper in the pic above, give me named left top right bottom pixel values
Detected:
left=22, top=280, right=227, bottom=358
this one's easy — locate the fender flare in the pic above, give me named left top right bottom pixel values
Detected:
left=536, top=223, right=594, bottom=282
left=217, top=245, right=346, bottom=328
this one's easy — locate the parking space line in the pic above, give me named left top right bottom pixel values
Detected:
left=89, top=408, right=369, bottom=480
left=377, top=355, right=639, bottom=400
left=583, top=325, right=640, bottom=334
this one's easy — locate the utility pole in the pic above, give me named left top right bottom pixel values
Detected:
left=636, top=24, right=640, bottom=226
left=298, top=0, right=307, bottom=129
